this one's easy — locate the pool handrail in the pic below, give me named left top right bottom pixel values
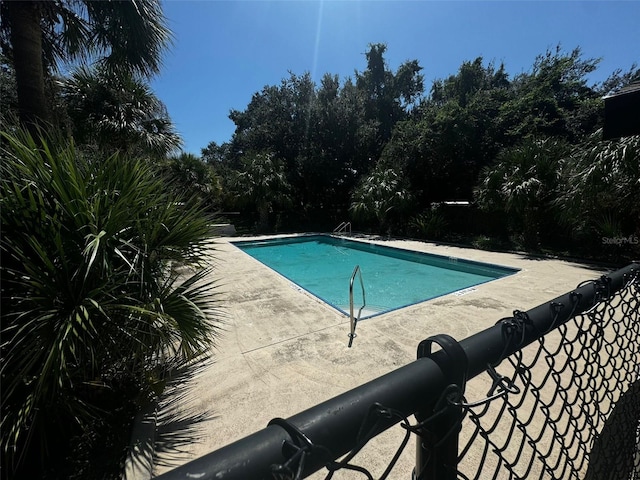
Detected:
left=348, top=265, right=366, bottom=347
left=333, top=221, right=352, bottom=236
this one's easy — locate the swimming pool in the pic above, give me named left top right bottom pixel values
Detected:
left=232, top=235, right=518, bottom=318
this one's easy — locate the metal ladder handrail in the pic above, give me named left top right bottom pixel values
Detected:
left=348, top=265, right=366, bottom=348
left=333, top=221, right=351, bottom=236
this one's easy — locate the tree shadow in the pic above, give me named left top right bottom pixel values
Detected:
left=153, top=358, right=217, bottom=469
left=513, top=251, right=625, bottom=272
left=153, top=400, right=216, bottom=469
left=127, top=357, right=217, bottom=476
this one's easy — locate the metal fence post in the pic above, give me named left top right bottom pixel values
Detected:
left=414, top=335, right=467, bottom=480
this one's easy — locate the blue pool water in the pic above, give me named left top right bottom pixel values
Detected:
left=233, top=235, right=518, bottom=318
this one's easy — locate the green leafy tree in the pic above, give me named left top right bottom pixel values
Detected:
left=500, top=46, right=601, bottom=141
left=211, top=44, right=629, bottom=249
left=227, top=71, right=373, bottom=228
left=229, top=72, right=314, bottom=171
left=597, top=63, right=640, bottom=96
left=0, top=54, right=18, bottom=127
left=355, top=43, right=424, bottom=158
left=382, top=58, right=510, bottom=206
left=0, top=0, right=171, bottom=131
left=202, top=140, right=233, bottom=167
left=297, top=74, right=372, bottom=223
left=429, top=57, right=509, bottom=108
left=0, top=129, right=218, bottom=478
left=223, top=47, right=424, bottom=230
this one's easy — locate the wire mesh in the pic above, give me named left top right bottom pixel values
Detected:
left=297, top=269, right=640, bottom=480
left=457, top=270, right=640, bottom=480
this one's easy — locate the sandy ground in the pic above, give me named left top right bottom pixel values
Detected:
left=131, top=235, right=611, bottom=479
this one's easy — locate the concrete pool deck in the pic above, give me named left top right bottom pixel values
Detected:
left=148, top=235, right=610, bottom=479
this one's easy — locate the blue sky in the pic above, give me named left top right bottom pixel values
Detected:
left=151, top=1, right=640, bottom=155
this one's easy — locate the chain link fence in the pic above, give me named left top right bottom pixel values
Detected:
left=157, top=263, right=640, bottom=480
left=457, top=273, right=640, bottom=479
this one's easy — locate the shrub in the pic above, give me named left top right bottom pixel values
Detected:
left=0, top=129, right=219, bottom=478
left=410, top=204, right=448, bottom=241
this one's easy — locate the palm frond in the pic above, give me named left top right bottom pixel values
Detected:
left=1, top=128, right=219, bottom=474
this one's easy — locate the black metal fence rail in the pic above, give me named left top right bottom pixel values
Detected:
left=156, top=263, right=640, bottom=480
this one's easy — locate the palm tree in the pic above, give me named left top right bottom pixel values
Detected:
left=1, top=128, right=218, bottom=477
left=558, top=131, right=640, bottom=254
left=350, top=165, right=413, bottom=234
left=163, top=152, right=222, bottom=207
left=475, top=137, right=570, bottom=247
left=0, top=0, right=171, bottom=131
left=231, top=151, right=291, bottom=231
left=61, top=65, right=182, bottom=157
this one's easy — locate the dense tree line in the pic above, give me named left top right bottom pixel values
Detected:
left=205, top=43, right=638, bottom=261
